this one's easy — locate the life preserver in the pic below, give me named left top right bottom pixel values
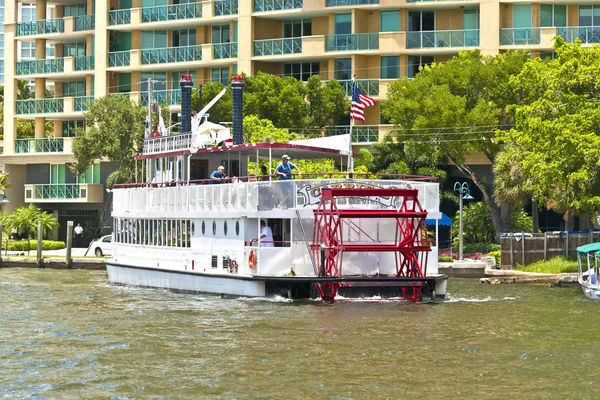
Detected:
left=248, top=250, right=257, bottom=270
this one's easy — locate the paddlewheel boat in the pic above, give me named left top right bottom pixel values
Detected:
left=106, top=75, right=448, bottom=302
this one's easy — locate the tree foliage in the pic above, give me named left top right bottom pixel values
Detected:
left=191, top=81, right=232, bottom=124
left=72, top=95, right=146, bottom=182
left=5, top=204, right=59, bottom=239
left=496, top=39, right=600, bottom=220
left=243, top=115, right=300, bottom=144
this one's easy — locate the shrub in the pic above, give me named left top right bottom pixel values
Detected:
left=438, top=255, right=453, bottom=262
left=515, top=256, right=578, bottom=274
left=1, top=240, right=66, bottom=251
left=461, top=243, right=500, bottom=254
left=489, top=250, right=501, bottom=265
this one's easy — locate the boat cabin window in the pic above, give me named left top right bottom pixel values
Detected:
left=267, top=218, right=291, bottom=247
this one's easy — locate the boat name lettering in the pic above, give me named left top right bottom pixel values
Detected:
left=298, top=182, right=412, bottom=207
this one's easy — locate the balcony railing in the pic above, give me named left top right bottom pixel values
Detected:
left=141, top=89, right=183, bottom=106
left=325, top=33, right=379, bottom=51
left=74, top=14, right=95, bottom=31
left=15, top=138, right=65, bottom=154
left=109, top=51, right=131, bottom=67
left=16, top=18, right=64, bottom=36
left=16, top=58, right=64, bottom=75
left=141, top=45, right=202, bottom=65
left=326, top=0, right=379, bottom=6
left=33, top=184, right=81, bottom=199
left=253, top=38, right=302, bottom=56
left=326, top=125, right=379, bottom=142
left=16, top=99, right=64, bottom=115
left=109, top=9, right=131, bottom=25
left=500, top=28, right=540, bottom=45
left=214, top=0, right=238, bottom=16
left=557, top=26, right=600, bottom=44
left=143, top=133, right=192, bottom=154
left=75, top=55, right=94, bottom=71
left=407, top=29, right=479, bottom=49
left=214, top=42, right=238, bottom=59
left=141, top=2, right=202, bottom=23
left=337, top=79, right=379, bottom=96
left=75, top=96, right=93, bottom=112
left=254, top=0, right=303, bottom=12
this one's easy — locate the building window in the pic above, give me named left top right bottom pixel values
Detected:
left=334, top=13, right=352, bottom=35
left=408, top=55, right=434, bottom=79
left=141, top=30, right=168, bottom=49
left=513, top=4, right=532, bottom=28
left=380, top=56, right=399, bottom=79
left=408, top=11, right=435, bottom=31
left=63, top=81, right=86, bottom=97
left=283, top=19, right=312, bottom=38
left=173, top=29, right=196, bottom=47
left=63, top=43, right=86, bottom=57
left=380, top=10, right=400, bottom=32
left=141, top=72, right=167, bottom=91
left=540, top=51, right=556, bottom=60
left=334, top=58, right=351, bottom=80
left=64, top=4, right=86, bottom=17
left=21, top=42, right=35, bottom=59
left=541, top=5, right=566, bottom=27
left=212, top=25, right=230, bottom=43
left=578, top=5, right=600, bottom=26
left=283, top=62, right=320, bottom=81
left=62, top=120, right=84, bottom=138
left=211, top=67, right=229, bottom=85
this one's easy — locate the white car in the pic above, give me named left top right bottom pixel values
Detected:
left=93, top=235, right=112, bottom=257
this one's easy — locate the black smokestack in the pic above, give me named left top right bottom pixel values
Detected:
left=231, top=75, right=244, bottom=145
left=180, top=74, right=193, bottom=133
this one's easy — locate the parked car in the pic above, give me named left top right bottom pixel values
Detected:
left=93, top=235, right=112, bottom=257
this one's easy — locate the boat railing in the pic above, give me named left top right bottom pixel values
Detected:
left=112, top=175, right=440, bottom=216
left=143, top=133, right=192, bottom=154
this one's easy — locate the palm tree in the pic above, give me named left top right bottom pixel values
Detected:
left=5, top=204, right=59, bottom=239
left=16, top=80, right=34, bottom=100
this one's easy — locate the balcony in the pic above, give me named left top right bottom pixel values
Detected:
left=326, top=125, right=379, bottom=143
left=141, top=89, right=183, bottom=106
left=74, top=56, right=94, bottom=71
left=109, top=51, right=131, bottom=67
left=214, top=0, right=238, bottom=16
left=75, top=96, right=93, bottom=112
left=16, top=99, right=64, bottom=115
left=15, top=138, right=66, bottom=154
left=406, top=29, right=479, bottom=49
left=325, top=33, right=379, bottom=52
left=24, top=184, right=105, bottom=203
left=141, top=2, right=202, bottom=23
left=253, top=38, right=302, bottom=56
left=500, top=28, right=540, bottom=46
left=337, top=79, right=379, bottom=96
left=109, top=9, right=131, bottom=25
left=557, top=26, right=600, bottom=44
left=326, top=0, right=379, bottom=6
left=214, top=42, right=238, bottom=59
left=141, top=45, right=202, bottom=65
left=16, top=18, right=64, bottom=36
left=16, top=59, right=64, bottom=76
left=74, top=15, right=95, bottom=31
left=254, top=0, right=303, bottom=12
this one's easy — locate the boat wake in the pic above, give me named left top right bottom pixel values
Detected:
left=444, top=295, right=519, bottom=303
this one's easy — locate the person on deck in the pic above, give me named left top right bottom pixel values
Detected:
left=210, top=166, right=227, bottom=184
left=275, top=155, right=300, bottom=209
left=74, top=223, right=83, bottom=247
left=259, top=220, right=274, bottom=247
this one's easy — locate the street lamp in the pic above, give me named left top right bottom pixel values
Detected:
left=0, top=189, right=8, bottom=203
left=454, top=182, right=474, bottom=260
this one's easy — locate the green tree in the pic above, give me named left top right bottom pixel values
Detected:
left=381, top=50, right=530, bottom=241
left=72, top=94, right=147, bottom=184
left=191, top=81, right=232, bottom=124
left=243, top=115, right=300, bottom=144
left=496, top=39, right=600, bottom=225
left=5, top=204, right=59, bottom=239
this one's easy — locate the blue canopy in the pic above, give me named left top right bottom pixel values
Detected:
left=426, top=213, right=453, bottom=227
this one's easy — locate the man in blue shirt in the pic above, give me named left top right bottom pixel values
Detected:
left=275, top=155, right=301, bottom=209
left=210, top=166, right=227, bottom=184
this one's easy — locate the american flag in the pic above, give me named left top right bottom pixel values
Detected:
left=350, top=80, right=376, bottom=123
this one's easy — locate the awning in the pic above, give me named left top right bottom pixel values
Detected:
left=426, top=212, right=453, bottom=226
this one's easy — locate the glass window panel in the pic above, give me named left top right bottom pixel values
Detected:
left=284, top=21, right=292, bottom=38
left=293, top=20, right=301, bottom=37
left=540, top=5, right=553, bottom=27
left=334, top=58, right=351, bottom=80
left=381, top=10, right=400, bottom=32
left=334, top=13, right=352, bottom=34
left=408, top=11, right=421, bottom=31
left=594, top=6, right=600, bottom=26
left=304, top=19, right=312, bottom=36
left=579, top=6, right=592, bottom=26
left=381, top=56, right=399, bottom=79
left=513, top=4, right=532, bottom=28
left=463, top=9, right=478, bottom=30
left=554, top=5, right=567, bottom=27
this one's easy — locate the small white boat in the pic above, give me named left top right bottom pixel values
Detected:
left=577, top=243, right=600, bottom=300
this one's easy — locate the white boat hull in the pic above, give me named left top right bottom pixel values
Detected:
left=579, top=279, right=600, bottom=300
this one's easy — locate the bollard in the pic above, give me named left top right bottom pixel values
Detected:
left=36, top=220, right=43, bottom=268
left=66, top=221, right=73, bottom=269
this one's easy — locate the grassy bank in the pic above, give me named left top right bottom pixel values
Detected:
left=514, top=257, right=578, bottom=274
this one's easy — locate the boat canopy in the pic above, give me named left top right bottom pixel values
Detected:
left=576, top=242, right=600, bottom=256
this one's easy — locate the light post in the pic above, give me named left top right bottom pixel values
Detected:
left=454, top=182, right=474, bottom=260
left=0, top=189, right=8, bottom=203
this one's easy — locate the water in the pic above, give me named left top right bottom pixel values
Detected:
left=0, top=269, right=598, bottom=399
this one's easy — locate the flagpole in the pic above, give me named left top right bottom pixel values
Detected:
left=348, top=74, right=356, bottom=178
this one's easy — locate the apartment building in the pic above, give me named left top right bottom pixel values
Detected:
left=0, top=0, right=597, bottom=233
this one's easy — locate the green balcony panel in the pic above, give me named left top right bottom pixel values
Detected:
left=75, top=56, right=94, bottom=71
left=16, top=58, right=65, bottom=75
left=16, top=99, right=64, bottom=115
left=74, top=15, right=95, bottom=31
left=325, top=33, right=379, bottom=51
left=326, top=125, right=379, bottom=142
left=109, top=51, right=131, bottom=67
left=108, top=9, right=131, bottom=25
left=34, top=184, right=80, bottom=199
left=557, top=27, right=600, bottom=44
left=141, top=45, right=202, bottom=65
left=254, top=0, right=303, bottom=12
left=500, top=28, right=540, bottom=45
left=16, top=18, right=64, bottom=36
left=75, top=96, right=94, bottom=112
left=337, top=79, right=379, bottom=96
left=214, top=0, right=238, bottom=16
left=142, top=2, right=202, bottom=23
left=253, top=38, right=302, bottom=56
left=326, top=0, right=379, bottom=6
left=214, top=42, right=238, bottom=59
left=141, top=89, right=183, bottom=106
left=15, top=138, right=65, bottom=154
left=406, top=30, right=479, bottom=49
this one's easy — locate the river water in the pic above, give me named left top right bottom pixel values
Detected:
left=0, top=269, right=598, bottom=399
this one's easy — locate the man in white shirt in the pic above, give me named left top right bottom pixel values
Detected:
left=74, top=223, right=83, bottom=247
left=259, top=220, right=274, bottom=247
